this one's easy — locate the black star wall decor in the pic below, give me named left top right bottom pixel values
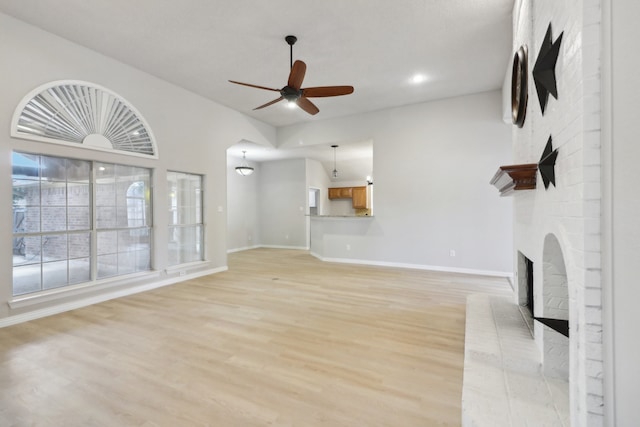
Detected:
left=539, top=136, right=558, bottom=189
left=533, top=23, right=563, bottom=114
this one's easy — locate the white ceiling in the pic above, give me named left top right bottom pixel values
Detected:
left=0, top=0, right=514, bottom=129
left=1, top=0, right=513, bottom=179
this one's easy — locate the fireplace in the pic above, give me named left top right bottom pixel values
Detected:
left=517, top=251, right=534, bottom=318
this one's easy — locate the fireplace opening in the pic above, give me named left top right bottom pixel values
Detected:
left=517, top=251, right=535, bottom=319
left=526, top=256, right=534, bottom=316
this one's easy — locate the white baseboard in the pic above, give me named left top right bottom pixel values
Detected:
left=310, top=251, right=513, bottom=279
left=259, top=244, right=309, bottom=250
left=227, top=245, right=261, bottom=253
left=228, top=244, right=309, bottom=253
left=0, top=266, right=227, bottom=328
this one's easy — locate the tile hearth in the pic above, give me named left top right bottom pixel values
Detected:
left=462, top=294, right=569, bottom=427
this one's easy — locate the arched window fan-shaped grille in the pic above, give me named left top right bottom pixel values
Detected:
left=12, top=81, right=157, bottom=157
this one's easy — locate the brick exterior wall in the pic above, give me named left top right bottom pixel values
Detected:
left=512, top=1, right=603, bottom=425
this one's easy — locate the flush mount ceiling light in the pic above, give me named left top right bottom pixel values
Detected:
left=410, top=73, right=427, bottom=84
left=235, top=151, right=254, bottom=176
left=331, top=144, right=339, bottom=178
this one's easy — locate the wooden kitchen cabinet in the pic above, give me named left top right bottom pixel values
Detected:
left=328, top=187, right=353, bottom=199
left=351, top=186, right=367, bottom=208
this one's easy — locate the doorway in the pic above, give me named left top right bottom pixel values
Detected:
left=309, top=188, right=320, bottom=216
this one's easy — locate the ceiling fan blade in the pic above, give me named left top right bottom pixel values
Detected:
left=296, top=96, right=319, bottom=115
left=228, top=80, right=280, bottom=92
left=288, top=60, right=307, bottom=90
left=302, top=86, right=354, bottom=98
left=253, top=96, right=284, bottom=110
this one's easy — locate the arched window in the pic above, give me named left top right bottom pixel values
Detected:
left=11, top=81, right=158, bottom=158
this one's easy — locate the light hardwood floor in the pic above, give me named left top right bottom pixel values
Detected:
left=0, top=249, right=513, bottom=426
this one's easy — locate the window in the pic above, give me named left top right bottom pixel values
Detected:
left=167, top=171, right=203, bottom=266
left=12, top=152, right=152, bottom=296
left=13, top=81, right=157, bottom=157
left=95, top=163, right=152, bottom=278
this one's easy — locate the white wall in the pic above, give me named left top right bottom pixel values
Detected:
left=306, top=158, right=332, bottom=216
left=258, top=159, right=308, bottom=249
left=602, top=1, right=640, bottom=425
left=279, top=90, right=514, bottom=275
left=227, top=155, right=260, bottom=252
left=0, top=13, right=276, bottom=322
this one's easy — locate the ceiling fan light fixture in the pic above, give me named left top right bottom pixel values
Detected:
left=235, top=150, right=255, bottom=176
left=228, top=35, right=354, bottom=116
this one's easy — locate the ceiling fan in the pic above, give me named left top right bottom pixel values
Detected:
left=229, top=35, right=354, bottom=115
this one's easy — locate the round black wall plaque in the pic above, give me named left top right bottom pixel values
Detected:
left=511, top=45, right=528, bottom=128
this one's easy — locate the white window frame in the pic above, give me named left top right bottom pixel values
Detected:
left=167, top=170, right=204, bottom=267
left=11, top=151, right=154, bottom=297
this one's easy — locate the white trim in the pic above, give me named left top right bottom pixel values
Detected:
left=227, top=245, right=261, bottom=253
left=1, top=267, right=226, bottom=328
left=9, top=270, right=160, bottom=309
left=11, top=80, right=159, bottom=159
left=164, top=260, right=211, bottom=273
left=259, top=244, right=309, bottom=250
left=310, top=251, right=514, bottom=279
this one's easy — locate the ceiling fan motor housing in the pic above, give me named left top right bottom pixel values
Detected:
left=281, top=86, right=302, bottom=102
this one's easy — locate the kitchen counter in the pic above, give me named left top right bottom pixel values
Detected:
left=308, top=214, right=375, bottom=260
left=308, top=215, right=374, bottom=218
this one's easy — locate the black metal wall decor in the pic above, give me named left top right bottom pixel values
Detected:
left=539, top=136, right=558, bottom=189
left=533, top=23, right=563, bottom=114
left=511, top=45, right=528, bottom=127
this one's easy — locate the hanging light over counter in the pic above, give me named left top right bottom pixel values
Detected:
left=235, top=151, right=254, bottom=176
left=331, top=144, right=339, bottom=178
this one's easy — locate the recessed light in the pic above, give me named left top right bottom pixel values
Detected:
left=410, top=74, right=428, bottom=84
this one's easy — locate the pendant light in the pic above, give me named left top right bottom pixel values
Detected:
left=331, top=145, right=339, bottom=178
left=235, top=151, right=254, bottom=176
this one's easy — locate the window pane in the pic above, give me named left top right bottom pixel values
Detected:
left=41, top=207, right=67, bottom=232
left=41, top=181, right=66, bottom=206
left=69, top=233, right=91, bottom=259
left=41, top=156, right=67, bottom=181
left=12, top=152, right=40, bottom=179
left=167, top=172, right=203, bottom=267
left=168, top=225, right=203, bottom=266
left=96, top=182, right=116, bottom=207
left=97, top=231, right=117, bottom=256
left=68, top=206, right=90, bottom=230
left=13, top=264, right=41, bottom=296
left=43, top=260, right=68, bottom=290
left=95, top=162, right=115, bottom=181
left=118, top=229, right=150, bottom=254
left=42, top=234, right=67, bottom=262
left=96, top=206, right=117, bottom=229
left=19, top=205, right=41, bottom=234
left=13, top=236, right=42, bottom=266
left=67, top=159, right=91, bottom=183
left=136, top=248, right=151, bottom=271
left=97, top=254, right=118, bottom=279
left=68, top=182, right=90, bottom=206
left=182, top=225, right=203, bottom=263
left=118, top=252, right=136, bottom=275
left=69, top=258, right=90, bottom=284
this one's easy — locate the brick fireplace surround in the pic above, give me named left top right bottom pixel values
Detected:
left=463, top=1, right=604, bottom=426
